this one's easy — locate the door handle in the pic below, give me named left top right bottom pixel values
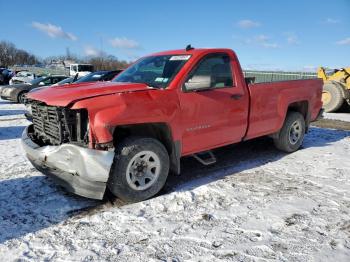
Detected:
left=230, top=94, right=243, bottom=100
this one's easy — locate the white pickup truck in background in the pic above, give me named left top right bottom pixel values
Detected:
left=68, top=64, right=94, bottom=77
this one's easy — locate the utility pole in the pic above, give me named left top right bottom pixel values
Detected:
left=66, top=47, right=71, bottom=59
left=100, top=36, right=104, bottom=56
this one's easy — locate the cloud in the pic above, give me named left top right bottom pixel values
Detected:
left=283, top=32, right=299, bottom=45
left=324, top=18, right=340, bottom=24
left=261, top=43, right=279, bottom=49
left=286, top=36, right=299, bottom=45
left=255, top=34, right=269, bottom=42
left=109, top=37, right=140, bottom=49
left=237, top=19, right=260, bottom=29
left=245, top=34, right=279, bottom=49
left=336, top=37, right=350, bottom=45
left=84, top=46, right=105, bottom=57
left=31, top=22, right=77, bottom=41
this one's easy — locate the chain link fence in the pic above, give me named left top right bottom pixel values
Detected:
left=243, top=70, right=317, bottom=83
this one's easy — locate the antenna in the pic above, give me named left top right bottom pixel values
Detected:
left=186, top=44, right=194, bottom=51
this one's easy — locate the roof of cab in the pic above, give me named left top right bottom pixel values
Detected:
left=149, top=48, right=235, bottom=57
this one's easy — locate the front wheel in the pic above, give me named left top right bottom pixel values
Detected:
left=273, top=111, right=305, bottom=153
left=108, top=137, right=170, bottom=203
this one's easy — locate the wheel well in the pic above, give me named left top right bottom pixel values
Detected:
left=287, top=101, right=308, bottom=119
left=287, top=100, right=310, bottom=131
left=113, top=123, right=181, bottom=175
left=113, top=123, right=172, bottom=152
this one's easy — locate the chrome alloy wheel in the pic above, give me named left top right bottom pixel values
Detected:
left=126, top=151, right=161, bottom=191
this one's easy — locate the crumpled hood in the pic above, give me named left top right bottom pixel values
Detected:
left=26, top=81, right=152, bottom=106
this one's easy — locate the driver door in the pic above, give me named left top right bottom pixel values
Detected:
left=178, top=53, right=249, bottom=155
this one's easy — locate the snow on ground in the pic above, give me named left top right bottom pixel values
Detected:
left=324, top=112, right=350, bottom=123
left=0, top=98, right=350, bottom=261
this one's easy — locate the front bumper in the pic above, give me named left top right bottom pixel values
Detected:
left=21, top=125, right=115, bottom=199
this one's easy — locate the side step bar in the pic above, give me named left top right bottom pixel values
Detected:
left=192, top=151, right=216, bottom=166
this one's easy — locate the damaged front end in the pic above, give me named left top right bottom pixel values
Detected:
left=21, top=100, right=114, bottom=199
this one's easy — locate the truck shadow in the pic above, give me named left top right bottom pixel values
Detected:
left=0, top=126, right=26, bottom=140
left=0, top=127, right=348, bottom=244
left=161, top=127, right=350, bottom=195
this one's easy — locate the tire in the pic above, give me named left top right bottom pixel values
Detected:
left=273, top=111, right=305, bottom=153
left=108, top=137, right=170, bottom=203
left=17, top=91, right=27, bottom=104
left=322, top=82, right=344, bottom=113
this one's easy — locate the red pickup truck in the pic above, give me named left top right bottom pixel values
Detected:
left=22, top=47, right=323, bottom=202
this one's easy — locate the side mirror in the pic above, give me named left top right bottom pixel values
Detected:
left=184, top=75, right=211, bottom=91
left=39, top=82, right=45, bottom=86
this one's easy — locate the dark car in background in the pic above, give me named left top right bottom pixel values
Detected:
left=51, top=70, right=123, bottom=87
left=29, top=70, right=124, bottom=94
left=0, top=68, right=13, bottom=85
left=74, top=70, right=123, bottom=83
left=51, top=76, right=77, bottom=86
left=1, top=75, right=68, bottom=103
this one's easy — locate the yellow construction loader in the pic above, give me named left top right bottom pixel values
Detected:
left=318, top=67, right=350, bottom=112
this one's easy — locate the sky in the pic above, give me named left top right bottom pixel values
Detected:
left=0, top=0, right=349, bottom=71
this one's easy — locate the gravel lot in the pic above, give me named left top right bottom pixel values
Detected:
left=0, top=99, right=350, bottom=261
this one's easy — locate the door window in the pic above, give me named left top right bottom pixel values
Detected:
left=184, top=54, right=234, bottom=91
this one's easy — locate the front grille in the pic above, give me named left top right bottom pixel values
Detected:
left=28, top=100, right=88, bottom=146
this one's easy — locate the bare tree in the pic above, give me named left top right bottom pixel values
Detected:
left=0, top=41, right=39, bottom=67
left=85, top=55, right=130, bottom=71
left=0, top=40, right=130, bottom=71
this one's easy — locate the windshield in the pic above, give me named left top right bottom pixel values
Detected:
left=75, top=71, right=107, bottom=83
left=78, top=65, right=93, bottom=72
left=29, top=77, right=45, bottom=85
left=113, top=55, right=191, bottom=88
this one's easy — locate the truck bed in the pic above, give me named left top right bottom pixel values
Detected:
left=245, top=79, right=323, bottom=140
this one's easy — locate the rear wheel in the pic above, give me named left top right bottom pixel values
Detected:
left=108, top=137, right=169, bottom=203
left=17, top=91, right=28, bottom=103
left=273, top=111, right=305, bottom=153
left=322, top=82, right=344, bottom=113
